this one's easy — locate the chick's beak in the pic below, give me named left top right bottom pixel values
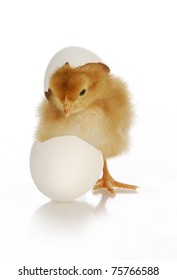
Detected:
left=63, top=104, right=71, bottom=117
left=64, top=107, right=70, bottom=116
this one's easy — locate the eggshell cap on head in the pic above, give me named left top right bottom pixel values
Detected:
left=30, top=136, right=104, bottom=201
left=44, top=46, right=102, bottom=92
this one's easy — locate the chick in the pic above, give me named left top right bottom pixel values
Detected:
left=36, top=62, right=138, bottom=195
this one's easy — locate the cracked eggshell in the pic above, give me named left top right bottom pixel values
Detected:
left=30, top=136, right=103, bottom=201
left=44, top=46, right=102, bottom=91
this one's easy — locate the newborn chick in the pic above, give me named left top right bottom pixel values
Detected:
left=36, top=62, right=138, bottom=195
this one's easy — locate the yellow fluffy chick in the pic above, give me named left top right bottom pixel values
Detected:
left=36, top=62, right=138, bottom=195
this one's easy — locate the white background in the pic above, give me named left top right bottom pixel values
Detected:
left=0, top=0, right=177, bottom=278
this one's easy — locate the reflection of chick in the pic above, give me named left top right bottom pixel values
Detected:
left=36, top=62, right=138, bottom=195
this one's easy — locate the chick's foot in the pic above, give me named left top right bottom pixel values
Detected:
left=93, top=177, right=116, bottom=195
left=93, top=160, right=138, bottom=196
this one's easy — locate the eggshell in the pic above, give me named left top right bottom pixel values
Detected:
left=30, top=136, right=103, bottom=201
left=44, top=46, right=102, bottom=91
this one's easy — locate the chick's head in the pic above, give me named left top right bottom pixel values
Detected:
left=46, top=62, right=110, bottom=117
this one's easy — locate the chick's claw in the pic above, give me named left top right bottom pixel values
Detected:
left=94, top=179, right=116, bottom=195
left=111, top=179, right=138, bottom=190
left=93, top=160, right=138, bottom=196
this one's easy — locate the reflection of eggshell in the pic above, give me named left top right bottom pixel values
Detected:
left=44, top=46, right=102, bottom=91
left=30, top=136, right=103, bottom=201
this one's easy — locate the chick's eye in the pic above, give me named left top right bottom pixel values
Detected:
left=79, top=89, right=86, bottom=96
